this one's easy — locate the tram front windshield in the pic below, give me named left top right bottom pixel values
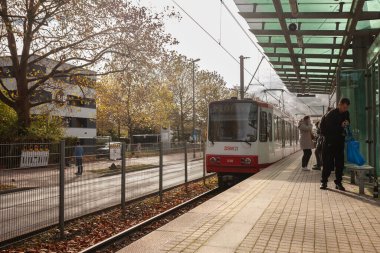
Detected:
left=208, top=102, right=258, bottom=142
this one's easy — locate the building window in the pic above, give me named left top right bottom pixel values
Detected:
left=30, top=90, right=52, bottom=104
left=260, top=111, right=267, bottom=142
left=67, top=95, right=96, bottom=109
left=0, top=66, right=15, bottom=78
left=27, top=64, right=46, bottom=77
left=53, top=71, right=69, bottom=82
left=66, top=117, right=96, bottom=129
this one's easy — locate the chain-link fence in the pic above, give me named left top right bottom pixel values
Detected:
left=0, top=141, right=208, bottom=244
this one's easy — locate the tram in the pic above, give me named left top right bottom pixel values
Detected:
left=206, top=97, right=300, bottom=187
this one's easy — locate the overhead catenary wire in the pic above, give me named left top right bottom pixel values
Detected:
left=171, top=0, right=284, bottom=106
left=172, top=0, right=320, bottom=116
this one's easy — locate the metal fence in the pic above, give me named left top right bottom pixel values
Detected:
left=0, top=141, right=207, bottom=244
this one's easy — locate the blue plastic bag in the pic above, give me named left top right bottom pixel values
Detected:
left=346, top=127, right=366, bottom=166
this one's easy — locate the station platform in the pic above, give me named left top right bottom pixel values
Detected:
left=118, top=152, right=380, bottom=253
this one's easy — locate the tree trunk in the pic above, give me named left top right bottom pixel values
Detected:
left=15, top=97, right=31, bottom=134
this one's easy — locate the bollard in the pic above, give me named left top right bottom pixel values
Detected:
left=184, top=142, right=188, bottom=192
left=121, top=142, right=126, bottom=216
left=159, top=142, right=163, bottom=202
left=59, top=140, right=65, bottom=239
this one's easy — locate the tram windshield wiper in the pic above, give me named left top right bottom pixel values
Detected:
left=240, top=139, right=252, bottom=146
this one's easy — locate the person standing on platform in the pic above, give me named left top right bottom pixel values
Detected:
left=312, top=121, right=323, bottom=170
left=320, top=98, right=350, bottom=191
left=298, top=115, right=314, bottom=171
left=74, top=141, right=84, bottom=175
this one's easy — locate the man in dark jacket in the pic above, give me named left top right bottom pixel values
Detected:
left=320, top=98, right=350, bottom=190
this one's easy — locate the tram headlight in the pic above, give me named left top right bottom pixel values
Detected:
left=241, top=158, right=252, bottom=165
left=210, top=157, right=217, bottom=163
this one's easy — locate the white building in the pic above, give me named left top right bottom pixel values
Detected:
left=0, top=56, right=97, bottom=138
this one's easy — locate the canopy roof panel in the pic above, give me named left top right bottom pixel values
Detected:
left=234, top=0, right=380, bottom=94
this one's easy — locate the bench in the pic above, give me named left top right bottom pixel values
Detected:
left=345, top=163, right=374, bottom=194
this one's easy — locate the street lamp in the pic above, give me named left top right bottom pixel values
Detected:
left=228, top=86, right=239, bottom=98
left=192, top=58, right=200, bottom=158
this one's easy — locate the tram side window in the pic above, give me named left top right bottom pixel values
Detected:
left=274, top=116, right=278, bottom=142
left=260, top=111, right=268, bottom=142
left=292, top=126, right=295, bottom=143
left=285, top=122, right=289, bottom=144
left=268, top=113, right=273, bottom=142
left=290, top=124, right=292, bottom=146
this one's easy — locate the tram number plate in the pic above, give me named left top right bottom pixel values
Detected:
left=227, top=159, right=234, bottom=163
left=224, top=146, right=238, bottom=151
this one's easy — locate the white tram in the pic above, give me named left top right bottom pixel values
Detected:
left=206, top=97, right=300, bottom=186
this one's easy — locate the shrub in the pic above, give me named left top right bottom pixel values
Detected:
left=0, top=102, right=64, bottom=142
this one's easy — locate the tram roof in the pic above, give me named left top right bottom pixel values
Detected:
left=234, top=0, right=380, bottom=95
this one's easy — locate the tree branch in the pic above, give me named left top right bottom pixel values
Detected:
left=27, top=48, right=132, bottom=93
left=28, top=26, right=126, bottom=66
left=0, top=1, right=20, bottom=70
left=0, top=78, right=15, bottom=101
left=0, top=80, right=15, bottom=108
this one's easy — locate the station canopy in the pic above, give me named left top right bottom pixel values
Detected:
left=234, top=0, right=380, bottom=94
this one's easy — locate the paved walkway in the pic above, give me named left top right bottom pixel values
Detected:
left=118, top=152, right=380, bottom=253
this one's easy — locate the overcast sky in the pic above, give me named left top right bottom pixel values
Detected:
left=133, top=0, right=332, bottom=117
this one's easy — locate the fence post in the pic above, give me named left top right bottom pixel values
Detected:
left=184, top=142, right=188, bottom=192
left=203, top=143, right=206, bottom=186
left=159, top=142, right=163, bottom=202
left=121, top=142, right=126, bottom=217
left=59, top=140, right=65, bottom=239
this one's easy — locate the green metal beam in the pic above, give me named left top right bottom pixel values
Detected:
left=270, top=61, right=353, bottom=68
left=266, top=53, right=352, bottom=59
left=239, top=11, right=380, bottom=20
left=272, top=0, right=302, bottom=86
left=250, top=29, right=379, bottom=36
left=261, top=43, right=343, bottom=49
left=276, top=68, right=334, bottom=73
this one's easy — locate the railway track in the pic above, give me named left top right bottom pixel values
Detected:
left=79, top=187, right=221, bottom=253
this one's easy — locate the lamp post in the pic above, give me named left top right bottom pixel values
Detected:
left=192, top=58, right=200, bottom=159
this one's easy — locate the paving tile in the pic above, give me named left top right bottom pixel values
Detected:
left=195, top=245, right=235, bottom=253
left=118, top=153, right=380, bottom=253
